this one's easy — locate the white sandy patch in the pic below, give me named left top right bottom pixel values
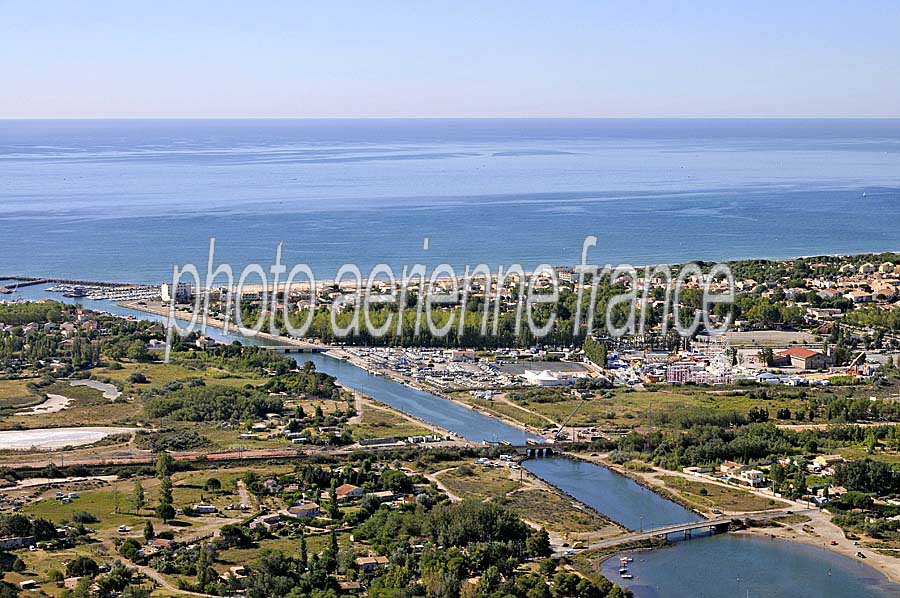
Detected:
left=16, top=394, right=73, bottom=415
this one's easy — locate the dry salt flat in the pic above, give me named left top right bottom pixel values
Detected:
left=0, top=427, right=136, bottom=450
left=16, top=393, right=73, bottom=415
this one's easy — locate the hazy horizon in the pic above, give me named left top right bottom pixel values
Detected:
left=3, top=1, right=899, bottom=119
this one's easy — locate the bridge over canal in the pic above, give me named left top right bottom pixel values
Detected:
left=573, top=508, right=818, bottom=553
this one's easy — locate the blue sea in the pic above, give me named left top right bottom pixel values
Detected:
left=1, top=119, right=899, bottom=284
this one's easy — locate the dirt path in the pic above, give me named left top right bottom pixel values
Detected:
left=426, top=467, right=461, bottom=502
left=134, top=561, right=214, bottom=597
left=493, top=392, right=559, bottom=427
left=347, top=391, right=364, bottom=424
left=236, top=479, right=255, bottom=508
left=95, top=535, right=213, bottom=597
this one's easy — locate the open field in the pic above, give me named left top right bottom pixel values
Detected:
left=0, top=381, right=142, bottom=430
left=436, top=465, right=522, bottom=501
left=348, top=404, right=431, bottom=441
left=0, top=378, right=41, bottom=410
left=23, top=473, right=246, bottom=539
left=506, top=387, right=820, bottom=430
left=657, top=475, right=786, bottom=512
left=96, top=360, right=266, bottom=395
left=465, top=396, right=551, bottom=428
left=498, top=488, right=619, bottom=534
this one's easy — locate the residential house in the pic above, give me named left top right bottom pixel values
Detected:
left=286, top=502, right=321, bottom=519
left=736, top=469, right=765, bottom=488
left=321, top=483, right=364, bottom=503
left=356, top=555, right=389, bottom=574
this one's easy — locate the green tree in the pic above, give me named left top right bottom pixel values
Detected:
left=583, top=337, right=608, bottom=367
left=119, top=537, right=142, bottom=561
left=159, top=476, right=173, bottom=510
left=133, top=480, right=145, bottom=512
left=156, top=503, right=175, bottom=523
left=328, top=479, right=340, bottom=519
left=66, top=556, right=99, bottom=578
left=143, top=520, right=155, bottom=541
left=156, top=451, right=174, bottom=479
left=299, top=532, right=308, bottom=569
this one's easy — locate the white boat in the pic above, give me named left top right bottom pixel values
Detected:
left=621, top=573, right=633, bottom=579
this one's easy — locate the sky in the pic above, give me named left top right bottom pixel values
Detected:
left=2, top=1, right=900, bottom=118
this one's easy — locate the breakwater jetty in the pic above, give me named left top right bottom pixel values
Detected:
left=0, top=276, right=140, bottom=288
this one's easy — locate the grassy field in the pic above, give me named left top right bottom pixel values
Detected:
left=25, top=484, right=155, bottom=532
left=96, top=360, right=265, bottom=395
left=507, top=386, right=817, bottom=430
left=436, top=465, right=521, bottom=501
left=348, top=405, right=431, bottom=441
left=498, top=488, right=620, bottom=535
left=0, top=378, right=41, bottom=410
left=0, top=380, right=144, bottom=430
left=657, top=475, right=786, bottom=512
left=173, top=464, right=292, bottom=494
left=463, top=396, right=551, bottom=428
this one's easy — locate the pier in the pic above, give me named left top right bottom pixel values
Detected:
left=0, top=276, right=141, bottom=288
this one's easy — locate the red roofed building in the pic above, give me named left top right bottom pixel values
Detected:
left=321, top=483, right=364, bottom=503
left=774, top=346, right=831, bottom=370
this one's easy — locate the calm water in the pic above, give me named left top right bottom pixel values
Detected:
left=302, top=352, right=538, bottom=445
left=8, top=288, right=900, bottom=596
left=602, top=534, right=898, bottom=598
left=2, top=119, right=900, bottom=283
left=522, top=456, right=700, bottom=530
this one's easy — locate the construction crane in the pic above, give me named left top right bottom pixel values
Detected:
left=847, top=351, right=866, bottom=375
left=555, top=396, right=589, bottom=440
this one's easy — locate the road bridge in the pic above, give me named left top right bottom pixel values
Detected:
left=577, top=508, right=817, bottom=552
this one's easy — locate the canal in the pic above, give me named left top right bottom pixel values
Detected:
left=12, top=284, right=900, bottom=597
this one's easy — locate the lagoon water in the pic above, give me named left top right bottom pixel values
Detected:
left=2, top=119, right=900, bottom=283
left=602, top=534, right=898, bottom=598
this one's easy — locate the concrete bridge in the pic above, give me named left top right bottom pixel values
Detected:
left=515, top=445, right=554, bottom=457
left=266, top=344, right=331, bottom=353
left=577, top=508, right=817, bottom=553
